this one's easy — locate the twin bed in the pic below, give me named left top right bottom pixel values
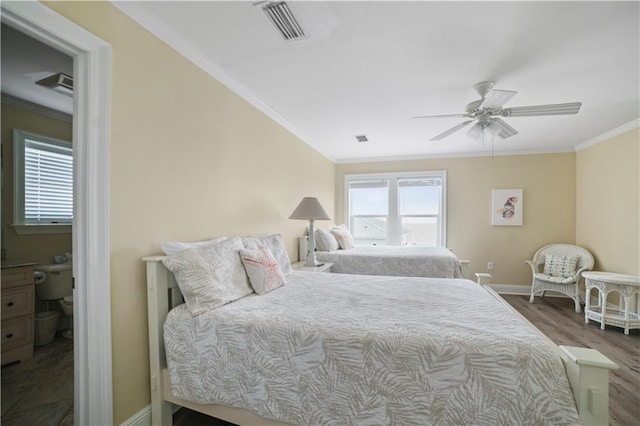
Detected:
left=298, top=237, right=464, bottom=278
left=145, top=251, right=617, bottom=425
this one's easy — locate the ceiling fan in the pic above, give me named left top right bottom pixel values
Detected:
left=412, top=81, right=582, bottom=141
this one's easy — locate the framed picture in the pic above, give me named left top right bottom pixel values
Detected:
left=492, top=189, right=523, bottom=226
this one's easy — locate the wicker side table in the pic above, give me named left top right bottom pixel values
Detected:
left=583, top=271, right=640, bottom=335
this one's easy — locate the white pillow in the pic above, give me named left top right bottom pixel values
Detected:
left=161, top=236, right=227, bottom=256
left=162, top=237, right=252, bottom=315
left=331, top=224, right=355, bottom=250
left=240, top=247, right=286, bottom=295
left=242, top=233, right=293, bottom=275
left=543, top=254, right=579, bottom=278
left=315, top=228, right=339, bottom=251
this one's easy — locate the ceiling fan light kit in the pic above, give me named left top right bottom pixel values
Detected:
left=412, top=81, right=582, bottom=142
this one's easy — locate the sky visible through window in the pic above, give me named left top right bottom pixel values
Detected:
left=351, top=185, right=440, bottom=215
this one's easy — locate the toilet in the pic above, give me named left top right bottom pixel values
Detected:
left=34, top=263, right=73, bottom=339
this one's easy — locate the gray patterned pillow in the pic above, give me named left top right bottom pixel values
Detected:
left=162, top=236, right=252, bottom=315
left=543, top=254, right=579, bottom=278
left=161, top=236, right=227, bottom=255
left=242, top=233, right=292, bottom=275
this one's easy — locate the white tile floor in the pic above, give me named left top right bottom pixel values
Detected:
left=1, top=335, right=73, bottom=426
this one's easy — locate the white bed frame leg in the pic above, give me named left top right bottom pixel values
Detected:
left=475, top=272, right=492, bottom=286
left=474, top=273, right=618, bottom=426
left=145, top=257, right=174, bottom=426
left=559, top=346, right=618, bottom=426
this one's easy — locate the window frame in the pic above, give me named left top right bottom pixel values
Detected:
left=12, top=129, right=73, bottom=234
left=344, top=170, right=447, bottom=247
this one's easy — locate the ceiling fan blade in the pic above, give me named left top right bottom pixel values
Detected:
left=492, top=118, right=519, bottom=139
left=479, top=89, right=517, bottom=109
left=430, top=120, right=474, bottom=141
left=502, top=102, right=582, bottom=117
left=411, top=114, right=469, bottom=120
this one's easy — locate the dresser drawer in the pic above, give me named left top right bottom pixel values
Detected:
left=1, top=286, right=35, bottom=321
left=1, top=266, right=34, bottom=289
left=2, top=315, right=34, bottom=352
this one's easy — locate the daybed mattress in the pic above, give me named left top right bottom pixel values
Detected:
left=164, top=271, right=579, bottom=425
left=315, top=246, right=463, bottom=278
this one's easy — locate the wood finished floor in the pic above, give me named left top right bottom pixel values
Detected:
left=1, top=335, right=74, bottom=426
left=177, top=295, right=639, bottom=426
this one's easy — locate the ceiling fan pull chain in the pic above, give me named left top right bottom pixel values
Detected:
left=491, top=135, right=495, bottom=159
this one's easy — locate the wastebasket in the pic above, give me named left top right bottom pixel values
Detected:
left=34, top=311, right=60, bottom=346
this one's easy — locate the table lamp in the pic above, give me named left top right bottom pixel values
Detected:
left=289, top=197, right=330, bottom=266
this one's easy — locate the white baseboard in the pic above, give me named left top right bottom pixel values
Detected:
left=490, top=285, right=620, bottom=309
left=489, top=284, right=531, bottom=295
left=122, top=404, right=182, bottom=426
left=120, top=405, right=151, bottom=426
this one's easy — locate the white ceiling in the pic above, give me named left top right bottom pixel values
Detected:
left=10, top=2, right=635, bottom=163
left=113, top=1, right=639, bottom=163
left=1, top=24, right=73, bottom=115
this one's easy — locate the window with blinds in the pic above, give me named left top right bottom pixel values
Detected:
left=345, top=171, right=446, bottom=247
left=13, top=129, right=73, bottom=228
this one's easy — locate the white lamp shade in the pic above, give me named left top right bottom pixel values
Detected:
left=289, top=197, right=330, bottom=220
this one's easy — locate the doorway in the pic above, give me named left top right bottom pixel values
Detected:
left=1, top=23, right=75, bottom=424
left=1, top=2, right=112, bottom=425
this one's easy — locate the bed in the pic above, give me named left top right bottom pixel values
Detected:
left=299, top=237, right=465, bottom=278
left=144, top=255, right=617, bottom=425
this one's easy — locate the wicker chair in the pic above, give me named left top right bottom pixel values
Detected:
left=527, top=244, right=594, bottom=313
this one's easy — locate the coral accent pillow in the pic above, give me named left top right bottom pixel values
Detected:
left=162, top=237, right=252, bottom=315
left=240, top=247, right=287, bottom=295
left=241, top=233, right=293, bottom=275
left=543, top=254, right=579, bottom=278
left=331, top=225, right=355, bottom=250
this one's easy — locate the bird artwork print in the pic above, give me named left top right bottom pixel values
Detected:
left=498, top=196, right=518, bottom=219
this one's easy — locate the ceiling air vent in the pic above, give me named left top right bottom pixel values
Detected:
left=36, top=73, right=73, bottom=96
left=262, top=1, right=306, bottom=41
left=355, top=135, right=369, bottom=143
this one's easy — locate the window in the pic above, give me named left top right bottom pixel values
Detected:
left=13, top=129, right=73, bottom=233
left=345, top=171, right=446, bottom=247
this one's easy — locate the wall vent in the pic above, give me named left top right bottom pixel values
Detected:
left=36, top=72, right=73, bottom=96
left=355, top=135, right=369, bottom=143
left=263, top=2, right=306, bottom=41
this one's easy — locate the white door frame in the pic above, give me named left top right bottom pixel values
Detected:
left=1, top=2, right=113, bottom=425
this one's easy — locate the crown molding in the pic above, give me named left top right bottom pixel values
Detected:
left=574, top=118, right=640, bottom=152
left=335, top=146, right=575, bottom=164
left=1, top=93, right=72, bottom=123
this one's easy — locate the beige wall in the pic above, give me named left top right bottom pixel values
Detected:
left=1, top=104, right=73, bottom=266
left=45, top=2, right=335, bottom=423
left=336, top=153, right=577, bottom=285
left=576, top=128, right=639, bottom=275
left=38, top=2, right=640, bottom=423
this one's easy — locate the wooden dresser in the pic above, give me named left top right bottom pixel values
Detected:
left=1, top=262, right=37, bottom=365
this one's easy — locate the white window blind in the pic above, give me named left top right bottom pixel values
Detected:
left=13, top=129, right=73, bottom=228
left=24, top=140, right=73, bottom=224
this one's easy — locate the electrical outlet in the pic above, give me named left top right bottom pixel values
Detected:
left=487, top=261, right=494, bottom=270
